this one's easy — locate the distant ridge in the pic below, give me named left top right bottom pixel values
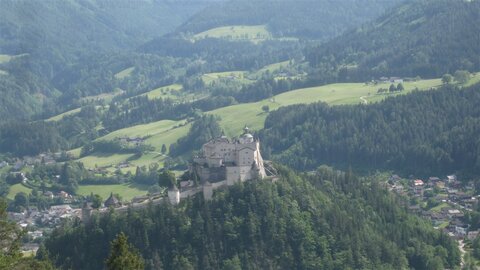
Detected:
left=306, top=0, right=480, bottom=79
left=175, top=0, right=402, bottom=40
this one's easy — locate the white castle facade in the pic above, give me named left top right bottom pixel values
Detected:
left=191, top=127, right=267, bottom=185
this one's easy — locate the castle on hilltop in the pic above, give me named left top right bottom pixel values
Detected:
left=166, top=126, right=277, bottom=204
left=82, top=128, right=274, bottom=221
left=191, top=126, right=267, bottom=185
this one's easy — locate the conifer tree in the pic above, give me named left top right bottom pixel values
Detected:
left=105, top=232, right=144, bottom=270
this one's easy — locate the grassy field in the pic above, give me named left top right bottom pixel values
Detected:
left=114, top=67, right=135, bottom=79
left=7, top=184, right=32, bottom=200
left=465, top=72, right=480, bottom=87
left=0, top=165, right=11, bottom=175
left=81, top=88, right=124, bottom=103
left=138, top=84, right=183, bottom=100
left=99, top=119, right=185, bottom=144
left=255, top=60, right=291, bottom=76
left=0, top=54, right=13, bottom=63
left=437, top=221, right=449, bottom=229
left=201, top=71, right=250, bottom=85
left=429, top=202, right=450, bottom=213
left=0, top=53, right=28, bottom=64
left=46, top=105, right=106, bottom=122
left=77, top=183, right=149, bottom=201
left=77, top=153, right=135, bottom=168
left=76, top=120, right=191, bottom=169
left=208, top=78, right=443, bottom=136
left=46, top=107, right=82, bottom=121
left=194, top=25, right=272, bottom=42
left=68, top=148, right=82, bottom=159
left=143, top=123, right=191, bottom=151
left=72, top=73, right=479, bottom=168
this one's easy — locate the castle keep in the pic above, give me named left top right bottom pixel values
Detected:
left=191, top=127, right=267, bottom=185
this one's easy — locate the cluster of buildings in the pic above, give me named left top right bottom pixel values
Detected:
left=388, top=174, right=480, bottom=240
left=43, top=190, right=75, bottom=204
left=116, top=136, right=145, bottom=146
left=9, top=129, right=275, bottom=254
left=8, top=205, right=80, bottom=231
left=378, top=76, right=404, bottom=84
left=191, top=127, right=267, bottom=184
left=167, top=127, right=275, bottom=204
left=5, top=152, right=71, bottom=171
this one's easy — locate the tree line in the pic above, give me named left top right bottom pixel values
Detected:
left=260, top=83, right=480, bottom=177
left=43, top=166, right=460, bottom=269
left=305, top=0, right=480, bottom=83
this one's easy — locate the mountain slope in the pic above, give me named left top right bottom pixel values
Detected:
left=0, top=0, right=208, bottom=121
left=306, top=0, right=480, bottom=79
left=44, top=167, right=460, bottom=269
left=0, top=0, right=207, bottom=55
left=259, top=83, right=480, bottom=176
left=175, top=0, right=402, bottom=40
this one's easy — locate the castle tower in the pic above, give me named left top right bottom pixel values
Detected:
left=239, top=125, right=254, bottom=144
left=203, top=181, right=213, bottom=201
left=81, top=202, right=92, bottom=223
left=168, top=185, right=180, bottom=205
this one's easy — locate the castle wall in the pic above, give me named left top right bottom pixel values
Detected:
left=226, top=166, right=240, bottom=185
left=204, top=141, right=236, bottom=163
left=207, top=156, right=223, bottom=168
left=168, top=189, right=180, bottom=205
left=180, top=187, right=203, bottom=199
left=196, top=166, right=226, bottom=183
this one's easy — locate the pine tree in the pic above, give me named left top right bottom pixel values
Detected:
left=105, top=232, right=144, bottom=270
left=161, top=144, right=167, bottom=154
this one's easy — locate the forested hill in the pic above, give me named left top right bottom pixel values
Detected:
left=44, top=167, right=460, bottom=269
left=0, top=0, right=206, bottom=56
left=175, top=0, right=402, bottom=39
left=0, top=0, right=207, bottom=121
left=260, top=83, right=480, bottom=177
left=306, top=0, right=480, bottom=80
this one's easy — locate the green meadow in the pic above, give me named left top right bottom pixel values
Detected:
left=71, top=73, right=480, bottom=169
left=46, top=107, right=82, bottom=122
left=255, top=60, right=291, bottom=75
left=138, top=84, right=184, bottom=100
left=201, top=71, right=251, bottom=85
left=114, top=67, right=135, bottom=79
left=80, top=88, right=124, bottom=103
left=76, top=183, right=149, bottom=201
left=76, top=120, right=190, bottom=169
left=7, top=184, right=32, bottom=200
left=0, top=53, right=28, bottom=64
left=98, top=119, right=190, bottom=150
left=194, top=25, right=272, bottom=42
left=209, top=78, right=443, bottom=136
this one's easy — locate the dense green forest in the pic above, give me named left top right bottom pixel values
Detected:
left=175, top=0, right=401, bottom=39
left=44, top=166, right=460, bottom=269
left=1, top=0, right=479, bottom=268
left=260, top=83, right=480, bottom=177
left=0, top=105, right=101, bottom=156
left=306, top=0, right=480, bottom=81
left=169, top=115, right=223, bottom=157
left=0, top=0, right=208, bottom=121
left=0, top=0, right=205, bottom=54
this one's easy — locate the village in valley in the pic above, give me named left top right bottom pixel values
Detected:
left=5, top=127, right=480, bottom=258
left=2, top=128, right=279, bottom=255
left=2, top=126, right=480, bottom=260
left=387, top=173, right=480, bottom=251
